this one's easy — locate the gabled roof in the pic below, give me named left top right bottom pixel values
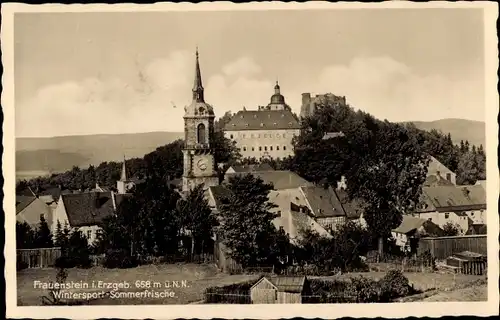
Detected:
left=427, top=156, right=454, bottom=175
left=227, top=163, right=274, bottom=173
left=225, top=170, right=313, bottom=190
left=422, top=185, right=486, bottom=210
left=424, top=174, right=455, bottom=187
left=270, top=276, right=307, bottom=293
left=224, top=110, right=300, bottom=131
left=299, top=186, right=345, bottom=218
left=207, top=185, right=232, bottom=209
left=466, top=223, right=487, bottom=235
left=392, top=216, right=426, bottom=234
left=61, top=192, right=115, bottom=227
left=16, top=195, right=36, bottom=214
left=335, top=189, right=364, bottom=219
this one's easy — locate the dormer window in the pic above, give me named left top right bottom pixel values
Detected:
left=260, top=123, right=264, bottom=127
left=245, top=123, right=249, bottom=127
left=254, top=114, right=257, bottom=118
left=274, top=122, right=277, bottom=126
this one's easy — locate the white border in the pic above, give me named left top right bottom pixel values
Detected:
left=2, top=2, right=499, bottom=319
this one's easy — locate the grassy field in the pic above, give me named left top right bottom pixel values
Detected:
left=18, top=264, right=487, bottom=305
left=17, top=263, right=259, bottom=306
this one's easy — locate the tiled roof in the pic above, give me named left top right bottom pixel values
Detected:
left=16, top=196, right=36, bottom=214
left=61, top=192, right=115, bottom=227
left=424, top=174, right=455, bottom=187
left=422, top=185, right=486, bottom=210
left=269, top=188, right=331, bottom=241
left=335, top=189, right=364, bottom=219
left=299, top=186, right=345, bottom=218
left=427, top=156, right=453, bottom=175
left=225, top=170, right=313, bottom=190
left=227, top=163, right=274, bottom=173
left=466, top=224, right=487, bottom=235
left=207, top=185, right=232, bottom=209
left=392, top=216, right=426, bottom=234
left=269, top=276, right=307, bottom=293
left=224, top=110, right=300, bottom=131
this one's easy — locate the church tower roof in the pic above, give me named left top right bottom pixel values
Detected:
left=192, top=47, right=205, bottom=103
left=270, top=80, right=286, bottom=105
left=185, top=48, right=214, bottom=117
left=120, top=156, right=127, bottom=181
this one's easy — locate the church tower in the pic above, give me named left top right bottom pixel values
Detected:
left=117, top=156, right=130, bottom=194
left=182, top=49, right=219, bottom=193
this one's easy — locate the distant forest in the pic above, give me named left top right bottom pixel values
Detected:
left=16, top=102, right=486, bottom=195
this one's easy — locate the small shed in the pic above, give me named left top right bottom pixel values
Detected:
left=250, top=276, right=310, bottom=304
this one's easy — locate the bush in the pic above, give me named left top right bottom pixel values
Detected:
left=55, top=255, right=92, bottom=269
left=103, top=249, right=138, bottom=269
left=378, top=270, right=412, bottom=301
left=17, top=259, right=28, bottom=271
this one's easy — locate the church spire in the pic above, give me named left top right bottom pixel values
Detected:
left=120, top=156, right=127, bottom=181
left=192, top=47, right=205, bottom=102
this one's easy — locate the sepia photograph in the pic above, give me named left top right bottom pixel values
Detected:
left=2, top=2, right=499, bottom=319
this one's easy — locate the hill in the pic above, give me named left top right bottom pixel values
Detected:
left=16, top=131, right=183, bottom=179
left=408, top=119, right=485, bottom=147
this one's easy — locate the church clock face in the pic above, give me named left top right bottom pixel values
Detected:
left=197, top=159, right=208, bottom=171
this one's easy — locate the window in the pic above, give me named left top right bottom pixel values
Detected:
left=264, top=134, right=267, bottom=138
left=197, top=123, right=206, bottom=144
left=283, top=134, right=286, bottom=138
left=39, top=214, right=45, bottom=220
left=264, top=146, right=268, bottom=151
left=270, top=146, right=273, bottom=151
left=242, top=134, right=246, bottom=138
left=243, top=147, right=247, bottom=151
left=283, top=146, right=287, bottom=151
left=252, top=147, right=255, bottom=151
left=446, top=173, right=451, bottom=181
left=277, top=146, right=280, bottom=150
left=277, top=210, right=282, bottom=217
left=259, top=146, right=262, bottom=151
left=230, top=134, right=234, bottom=139
left=251, top=134, right=254, bottom=138
left=428, top=218, right=432, bottom=222
left=445, top=213, right=449, bottom=219
left=87, top=230, right=92, bottom=239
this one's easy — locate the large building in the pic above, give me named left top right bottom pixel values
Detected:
left=181, top=49, right=219, bottom=192
left=224, top=82, right=301, bottom=160
left=300, top=92, right=347, bottom=119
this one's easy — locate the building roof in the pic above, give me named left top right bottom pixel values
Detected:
left=226, top=163, right=275, bottom=173
left=466, top=223, right=487, bottom=235
left=224, top=110, right=300, bottom=131
left=270, top=276, right=307, bottom=293
left=225, top=170, right=313, bottom=190
left=392, top=216, right=427, bottom=234
left=421, top=185, right=486, bottom=210
left=427, top=156, right=454, bottom=175
left=424, top=174, right=455, bottom=187
left=16, top=195, right=36, bottom=214
left=335, top=189, right=363, bottom=219
left=299, top=186, right=345, bottom=218
left=61, top=192, right=116, bottom=227
left=322, top=132, right=345, bottom=140
left=207, top=185, right=232, bottom=209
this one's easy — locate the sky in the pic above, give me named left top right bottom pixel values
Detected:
left=14, top=8, right=485, bottom=137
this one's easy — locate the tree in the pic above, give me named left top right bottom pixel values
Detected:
left=16, top=221, right=36, bottom=249
left=53, top=220, right=65, bottom=247
left=442, top=222, right=461, bottom=236
left=456, top=151, right=479, bottom=185
left=176, top=184, right=218, bottom=258
left=100, top=175, right=182, bottom=257
left=217, top=174, right=280, bottom=268
left=35, top=215, right=53, bottom=248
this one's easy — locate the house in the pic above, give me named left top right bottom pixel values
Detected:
left=414, top=185, right=486, bottom=233
left=16, top=195, right=53, bottom=229
left=391, top=215, right=444, bottom=253
left=225, top=163, right=275, bottom=174
left=425, top=156, right=456, bottom=185
left=475, top=180, right=486, bottom=190
left=250, top=276, right=311, bottom=304
left=224, top=82, right=301, bottom=160
left=224, top=170, right=313, bottom=190
left=466, top=223, right=487, bottom=235
left=298, top=186, right=347, bottom=230
left=52, top=191, right=130, bottom=244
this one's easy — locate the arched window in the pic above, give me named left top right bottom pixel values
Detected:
left=197, top=123, right=206, bottom=144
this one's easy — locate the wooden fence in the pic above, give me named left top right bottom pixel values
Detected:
left=418, top=235, right=487, bottom=260
left=17, top=247, right=61, bottom=268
